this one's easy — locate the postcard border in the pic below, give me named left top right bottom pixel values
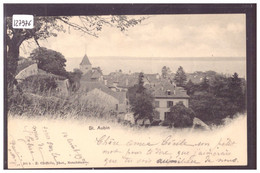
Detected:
left=3, top=3, right=257, bottom=169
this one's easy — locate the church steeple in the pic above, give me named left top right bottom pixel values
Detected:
left=80, top=54, right=92, bottom=65
left=80, top=54, right=92, bottom=74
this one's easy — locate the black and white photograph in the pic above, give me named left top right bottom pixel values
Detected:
left=4, top=4, right=256, bottom=169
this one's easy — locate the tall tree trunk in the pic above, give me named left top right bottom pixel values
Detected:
left=7, top=39, right=20, bottom=94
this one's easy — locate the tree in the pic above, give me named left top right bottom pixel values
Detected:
left=189, top=91, right=223, bottom=125
left=161, top=66, right=171, bottom=79
left=174, top=66, right=187, bottom=87
left=167, top=102, right=195, bottom=128
left=127, top=72, right=155, bottom=122
left=209, top=74, right=230, bottom=98
left=137, top=72, right=145, bottom=90
left=6, top=15, right=145, bottom=92
left=29, top=47, right=67, bottom=77
left=6, top=16, right=67, bottom=91
left=200, top=76, right=210, bottom=91
left=67, top=68, right=83, bottom=92
left=185, top=79, right=196, bottom=95
left=227, top=73, right=246, bottom=115
left=187, top=72, right=247, bottom=125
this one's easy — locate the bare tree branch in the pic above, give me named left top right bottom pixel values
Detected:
left=58, top=17, right=98, bottom=37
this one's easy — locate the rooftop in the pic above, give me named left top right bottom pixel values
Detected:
left=80, top=54, right=92, bottom=66
left=104, top=73, right=161, bottom=88
left=81, top=69, right=103, bottom=81
left=79, top=81, right=126, bottom=103
left=151, top=81, right=189, bottom=98
left=16, top=59, right=36, bottom=74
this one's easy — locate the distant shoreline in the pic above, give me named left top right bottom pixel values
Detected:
left=67, top=56, right=246, bottom=62
left=65, top=56, right=246, bottom=78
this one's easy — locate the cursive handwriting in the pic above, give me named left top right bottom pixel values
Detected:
left=8, top=124, right=244, bottom=168
left=96, top=135, right=120, bottom=146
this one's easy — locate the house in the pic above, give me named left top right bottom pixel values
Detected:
left=103, top=71, right=190, bottom=121
left=81, top=69, right=103, bottom=82
left=79, top=81, right=128, bottom=114
left=151, top=81, right=189, bottom=121
left=15, top=59, right=38, bottom=82
left=15, top=58, right=70, bottom=96
left=79, top=54, right=104, bottom=82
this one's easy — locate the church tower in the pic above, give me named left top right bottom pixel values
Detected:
left=80, top=54, right=92, bottom=74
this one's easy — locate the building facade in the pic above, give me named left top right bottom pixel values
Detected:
left=152, top=82, right=189, bottom=121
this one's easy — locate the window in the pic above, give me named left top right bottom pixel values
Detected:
left=155, top=101, right=160, bottom=108
left=167, top=101, right=173, bottom=108
left=116, top=104, right=118, bottom=111
left=167, top=90, right=171, bottom=95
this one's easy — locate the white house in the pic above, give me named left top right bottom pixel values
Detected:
left=152, top=81, right=189, bottom=121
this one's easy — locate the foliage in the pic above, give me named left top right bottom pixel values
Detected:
left=6, top=15, right=146, bottom=93
left=18, top=75, right=58, bottom=93
left=184, top=79, right=196, bottom=95
left=200, top=76, right=210, bottom=91
left=167, top=102, right=195, bottom=128
left=138, top=72, right=145, bottom=88
left=29, top=47, right=68, bottom=77
left=8, top=91, right=33, bottom=115
left=161, top=66, right=171, bottom=79
left=8, top=90, right=113, bottom=118
left=127, top=72, right=155, bottom=122
left=189, top=92, right=227, bottom=125
left=174, top=66, right=187, bottom=87
left=187, top=73, right=246, bottom=125
left=67, top=68, right=83, bottom=92
left=228, top=73, right=246, bottom=113
left=6, top=16, right=67, bottom=90
left=209, top=74, right=230, bottom=98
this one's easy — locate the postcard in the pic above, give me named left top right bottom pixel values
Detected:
left=4, top=4, right=256, bottom=169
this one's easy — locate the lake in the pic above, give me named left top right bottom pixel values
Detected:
left=66, top=56, right=246, bottom=78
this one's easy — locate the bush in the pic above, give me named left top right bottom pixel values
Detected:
left=8, top=89, right=115, bottom=119
left=18, top=75, right=57, bottom=93
left=8, top=91, right=33, bottom=115
left=167, top=102, right=195, bottom=128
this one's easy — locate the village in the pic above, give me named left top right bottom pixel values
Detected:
left=13, top=47, right=246, bottom=130
left=14, top=53, right=208, bottom=128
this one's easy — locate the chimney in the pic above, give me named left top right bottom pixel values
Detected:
left=104, top=79, right=107, bottom=85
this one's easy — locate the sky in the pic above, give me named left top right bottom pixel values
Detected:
left=20, top=14, right=246, bottom=76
